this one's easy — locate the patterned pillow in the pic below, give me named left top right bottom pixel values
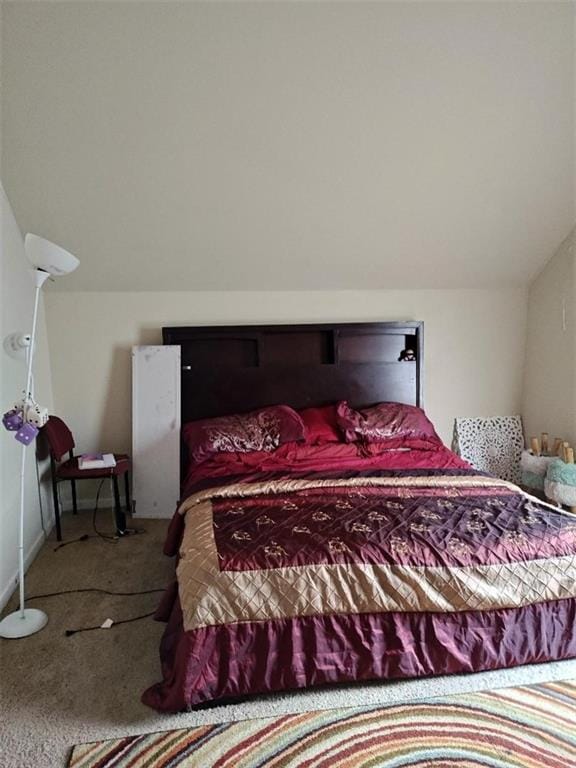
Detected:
left=336, top=400, right=441, bottom=446
left=183, top=405, right=307, bottom=463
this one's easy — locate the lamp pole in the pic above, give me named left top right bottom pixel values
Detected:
left=0, top=271, right=50, bottom=638
left=0, top=235, right=79, bottom=639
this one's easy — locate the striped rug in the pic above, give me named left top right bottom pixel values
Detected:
left=69, top=679, right=576, bottom=767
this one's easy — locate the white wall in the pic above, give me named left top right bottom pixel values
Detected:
left=522, top=229, right=576, bottom=446
left=0, top=183, right=54, bottom=609
left=44, top=288, right=527, bottom=502
left=2, top=1, right=573, bottom=292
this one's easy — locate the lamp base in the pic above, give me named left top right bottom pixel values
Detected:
left=0, top=608, right=48, bottom=638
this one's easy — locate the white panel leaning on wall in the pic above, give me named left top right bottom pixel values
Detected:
left=132, top=346, right=181, bottom=518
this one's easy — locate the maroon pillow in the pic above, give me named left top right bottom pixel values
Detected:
left=183, top=405, right=307, bottom=463
left=298, top=405, right=341, bottom=444
left=336, top=400, right=441, bottom=446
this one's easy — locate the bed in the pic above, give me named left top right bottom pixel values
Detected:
left=142, top=322, right=576, bottom=713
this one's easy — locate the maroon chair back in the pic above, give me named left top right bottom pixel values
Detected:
left=42, top=416, right=75, bottom=461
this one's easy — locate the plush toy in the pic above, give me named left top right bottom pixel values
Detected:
left=15, top=422, right=39, bottom=446
left=2, top=396, right=48, bottom=445
left=2, top=408, right=24, bottom=432
left=520, top=449, right=555, bottom=491
left=544, top=457, right=576, bottom=510
left=24, top=402, right=49, bottom=428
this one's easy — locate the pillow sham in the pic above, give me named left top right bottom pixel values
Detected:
left=336, top=400, right=441, bottom=446
left=183, top=405, right=307, bottom=464
left=298, top=405, right=341, bottom=444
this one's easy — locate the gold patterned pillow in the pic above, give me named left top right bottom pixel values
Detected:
left=336, top=400, right=441, bottom=447
left=183, top=405, right=307, bottom=463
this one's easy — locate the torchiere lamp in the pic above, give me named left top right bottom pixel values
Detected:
left=0, top=235, right=79, bottom=639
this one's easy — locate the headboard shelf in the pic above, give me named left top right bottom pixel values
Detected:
left=163, top=321, right=423, bottom=424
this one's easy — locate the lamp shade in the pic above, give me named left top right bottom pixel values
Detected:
left=25, top=234, right=79, bottom=276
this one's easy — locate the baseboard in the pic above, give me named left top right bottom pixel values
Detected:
left=65, top=498, right=171, bottom=518
left=0, top=518, right=55, bottom=612
left=59, top=496, right=114, bottom=512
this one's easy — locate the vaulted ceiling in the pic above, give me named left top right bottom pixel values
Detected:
left=1, top=1, right=574, bottom=291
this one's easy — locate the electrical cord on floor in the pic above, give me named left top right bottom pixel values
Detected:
left=53, top=478, right=114, bottom=552
left=65, top=611, right=156, bottom=636
left=92, top=478, right=117, bottom=542
left=24, top=587, right=166, bottom=636
left=92, top=477, right=146, bottom=540
left=53, top=477, right=145, bottom=550
left=26, top=587, right=165, bottom=601
left=53, top=534, right=91, bottom=551
left=35, top=484, right=158, bottom=633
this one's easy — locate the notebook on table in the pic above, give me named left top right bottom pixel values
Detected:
left=78, top=453, right=117, bottom=470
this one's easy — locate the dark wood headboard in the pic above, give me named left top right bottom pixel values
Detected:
left=162, top=322, right=423, bottom=424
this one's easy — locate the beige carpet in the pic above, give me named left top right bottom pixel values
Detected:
left=2, top=512, right=575, bottom=768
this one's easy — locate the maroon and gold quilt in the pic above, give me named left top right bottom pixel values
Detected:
left=143, top=464, right=576, bottom=712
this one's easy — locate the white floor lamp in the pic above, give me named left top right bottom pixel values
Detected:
left=0, top=235, right=79, bottom=639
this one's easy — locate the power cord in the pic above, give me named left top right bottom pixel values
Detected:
left=92, top=477, right=145, bottom=540
left=54, top=534, right=91, bottom=551
left=65, top=611, right=156, bottom=636
left=52, top=482, right=104, bottom=550
left=25, top=587, right=166, bottom=636
left=26, top=587, right=165, bottom=601
left=36, top=484, right=156, bottom=633
left=92, top=478, right=117, bottom=542
left=53, top=478, right=145, bottom=550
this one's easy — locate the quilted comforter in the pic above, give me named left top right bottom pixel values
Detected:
left=142, top=459, right=576, bottom=712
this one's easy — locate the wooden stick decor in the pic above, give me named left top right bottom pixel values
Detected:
left=541, top=433, right=549, bottom=454
left=564, top=447, right=576, bottom=512
left=554, top=437, right=563, bottom=456
left=563, top=442, right=571, bottom=462
left=530, top=437, right=540, bottom=456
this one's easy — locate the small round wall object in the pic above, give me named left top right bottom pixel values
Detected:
left=520, top=449, right=555, bottom=492
left=544, top=458, right=576, bottom=510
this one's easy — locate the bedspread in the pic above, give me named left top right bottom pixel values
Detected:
left=143, top=467, right=576, bottom=712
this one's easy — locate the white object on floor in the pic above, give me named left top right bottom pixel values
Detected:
left=132, top=345, right=181, bottom=517
left=0, top=608, right=48, bottom=638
